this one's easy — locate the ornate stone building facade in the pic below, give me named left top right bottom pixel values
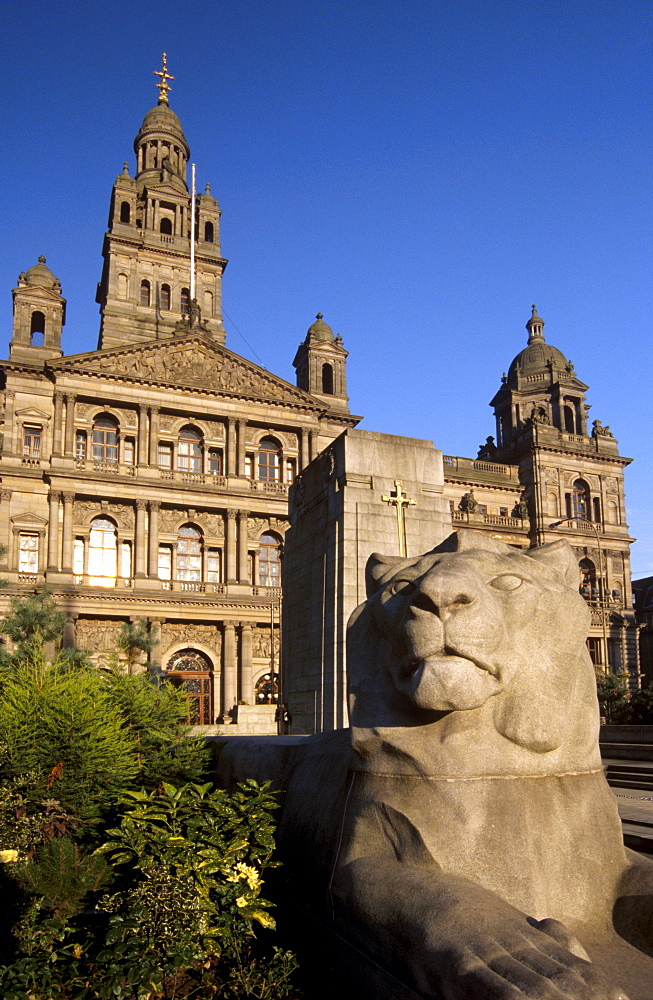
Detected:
left=441, top=306, right=639, bottom=684
left=0, top=63, right=359, bottom=726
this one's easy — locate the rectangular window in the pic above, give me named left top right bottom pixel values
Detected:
left=158, top=442, right=173, bottom=469
left=499, top=507, right=508, bottom=517
left=285, top=458, right=296, bottom=484
left=477, top=504, right=487, bottom=514
left=158, top=545, right=172, bottom=580
left=586, top=637, right=602, bottom=666
left=449, top=500, right=455, bottom=512
left=73, top=538, right=85, bottom=576
left=123, top=438, right=135, bottom=465
left=18, top=534, right=38, bottom=572
left=245, top=455, right=253, bottom=479
left=207, top=548, right=221, bottom=583
left=120, top=541, right=132, bottom=579
left=75, top=431, right=87, bottom=461
left=23, top=426, right=41, bottom=458
left=208, top=448, right=223, bottom=474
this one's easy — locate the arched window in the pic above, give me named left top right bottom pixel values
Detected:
left=140, top=280, right=151, bottom=307
left=572, top=479, right=590, bottom=521
left=181, top=287, right=190, bottom=315
left=177, top=524, right=202, bottom=581
left=120, top=201, right=131, bottom=223
left=204, top=221, right=214, bottom=243
left=259, top=532, right=282, bottom=587
left=204, top=290, right=213, bottom=317
left=160, top=217, right=172, bottom=235
left=258, top=437, right=280, bottom=482
left=117, top=273, right=128, bottom=300
left=563, top=405, right=575, bottom=434
left=607, top=500, right=619, bottom=525
left=30, top=311, right=45, bottom=346
left=322, top=362, right=334, bottom=395
left=166, top=648, right=212, bottom=724
left=88, top=517, right=117, bottom=586
left=177, top=425, right=202, bottom=472
left=546, top=491, right=559, bottom=517
left=255, top=671, right=279, bottom=705
left=160, top=283, right=171, bottom=310
left=92, top=414, right=119, bottom=463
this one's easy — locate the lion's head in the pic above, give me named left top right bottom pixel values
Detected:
left=347, top=531, right=600, bottom=768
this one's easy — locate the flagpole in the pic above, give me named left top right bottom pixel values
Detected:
left=190, top=163, right=196, bottom=302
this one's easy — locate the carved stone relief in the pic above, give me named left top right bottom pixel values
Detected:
left=82, top=342, right=303, bottom=402
left=252, top=626, right=280, bottom=658
left=73, top=501, right=135, bottom=529
left=200, top=513, right=225, bottom=537
left=543, top=468, right=558, bottom=484
left=248, top=516, right=288, bottom=539
left=158, top=508, right=185, bottom=533
left=604, top=477, right=618, bottom=493
left=75, top=619, right=122, bottom=652
left=160, top=623, right=222, bottom=659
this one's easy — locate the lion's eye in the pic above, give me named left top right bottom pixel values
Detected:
left=489, top=574, right=523, bottom=592
left=390, top=579, right=417, bottom=596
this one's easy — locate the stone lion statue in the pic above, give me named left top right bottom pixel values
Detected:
left=216, top=531, right=653, bottom=999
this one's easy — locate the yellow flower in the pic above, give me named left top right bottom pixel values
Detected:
left=235, top=896, right=248, bottom=908
left=233, top=862, right=261, bottom=889
left=0, top=849, right=19, bottom=863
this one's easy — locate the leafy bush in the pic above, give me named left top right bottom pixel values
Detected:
left=0, top=781, right=299, bottom=999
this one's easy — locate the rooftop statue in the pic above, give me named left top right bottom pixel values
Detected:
left=217, top=531, right=653, bottom=999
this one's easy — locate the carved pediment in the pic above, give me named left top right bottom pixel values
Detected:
left=11, top=512, right=48, bottom=528
left=55, top=336, right=318, bottom=408
left=15, top=406, right=51, bottom=422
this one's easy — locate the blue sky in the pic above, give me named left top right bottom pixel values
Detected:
left=1, top=1, right=651, bottom=573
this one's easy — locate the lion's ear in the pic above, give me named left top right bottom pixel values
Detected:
left=526, top=540, right=578, bottom=588
left=456, top=530, right=512, bottom=555
left=365, top=553, right=404, bottom=597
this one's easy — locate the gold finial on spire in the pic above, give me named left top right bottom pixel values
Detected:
left=153, top=52, right=174, bottom=104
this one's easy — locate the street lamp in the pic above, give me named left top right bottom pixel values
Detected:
left=550, top=515, right=609, bottom=672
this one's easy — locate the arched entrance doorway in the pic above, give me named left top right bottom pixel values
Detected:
left=166, top=648, right=213, bottom=724
left=254, top=671, right=279, bottom=705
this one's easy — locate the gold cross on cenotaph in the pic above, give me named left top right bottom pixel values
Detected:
left=382, top=480, right=416, bottom=558
left=154, top=53, right=174, bottom=104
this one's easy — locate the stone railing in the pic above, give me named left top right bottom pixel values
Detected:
left=21, top=456, right=40, bottom=468
left=443, top=456, right=515, bottom=479
left=17, top=573, right=38, bottom=584
left=249, top=479, right=289, bottom=495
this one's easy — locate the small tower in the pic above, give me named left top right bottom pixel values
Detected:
left=10, top=257, right=65, bottom=363
left=490, top=305, right=589, bottom=450
left=293, top=314, right=350, bottom=411
left=96, top=55, right=227, bottom=350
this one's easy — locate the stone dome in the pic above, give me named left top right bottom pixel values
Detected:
left=135, top=103, right=189, bottom=153
left=507, top=306, right=569, bottom=379
left=306, top=313, right=334, bottom=343
left=24, top=256, right=57, bottom=288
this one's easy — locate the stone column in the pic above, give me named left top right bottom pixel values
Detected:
left=237, top=510, right=249, bottom=582
left=134, top=500, right=147, bottom=578
left=226, top=418, right=237, bottom=476
left=223, top=621, right=237, bottom=719
left=61, top=492, right=74, bottom=573
left=174, top=204, right=181, bottom=237
left=237, top=419, right=247, bottom=476
left=52, top=391, right=64, bottom=457
left=148, top=407, right=160, bottom=466
left=3, top=391, right=15, bottom=455
left=300, top=428, right=310, bottom=470
left=148, top=501, right=160, bottom=579
left=239, top=621, right=253, bottom=705
left=148, top=617, right=164, bottom=674
left=309, top=429, right=318, bottom=464
left=62, top=612, right=77, bottom=649
left=225, top=509, right=237, bottom=584
left=0, top=490, right=12, bottom=570
left=64, top=394, right=76, bottom=458
left=137, top=405, right=148, bottom=466
left=47, top=491, right=60, bottom=571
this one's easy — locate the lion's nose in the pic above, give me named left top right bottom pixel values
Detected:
left=412, top=576, right=477, bottom=620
